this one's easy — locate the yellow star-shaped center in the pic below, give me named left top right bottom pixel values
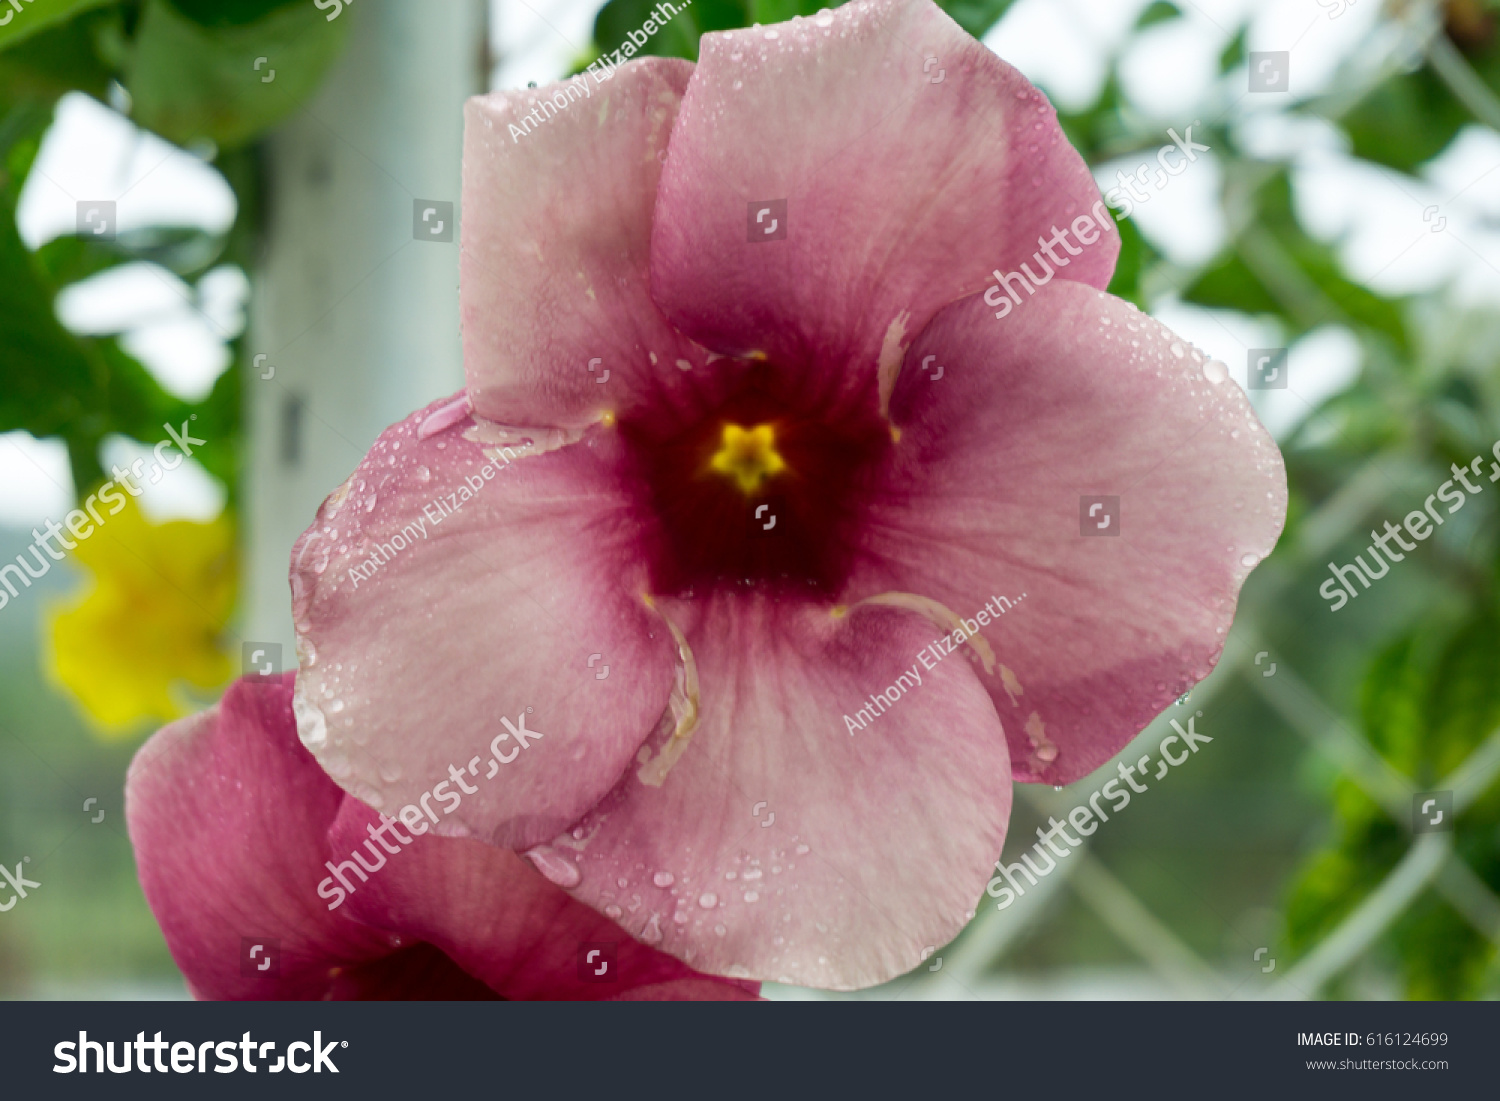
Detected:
left=709, top=422, right=786, bottom=495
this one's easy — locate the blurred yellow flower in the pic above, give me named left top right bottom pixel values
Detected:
left=45, top=496, right=237, bottom=737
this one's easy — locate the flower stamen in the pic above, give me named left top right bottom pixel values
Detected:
left=709, top=422, right=787, bottom=495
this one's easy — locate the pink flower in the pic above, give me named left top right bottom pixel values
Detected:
left=280, top=0, right=1284, bottom=989
left=126, top=673, right=758, bottom=1000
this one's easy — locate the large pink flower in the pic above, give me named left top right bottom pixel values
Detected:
left=280, top=0, right=1284, bottom=989
left=126, top=673, right=758, bottom=1000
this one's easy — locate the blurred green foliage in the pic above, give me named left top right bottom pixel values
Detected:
left=0, top=0, right=345, bottom=494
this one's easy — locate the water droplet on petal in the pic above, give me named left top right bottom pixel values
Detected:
left=1170, top=342, right=1186, bottom=358
left=1203, top=359, right=1228, bottom=383
left=1241, top=551, right=1260, bottom=567
left=604, top=904, right=622, bottom=919
left=653, top=871, right=675, bottom=888
left=525, top=845, right=581, bottom=888
left=698, top=892, right=718, bottom=909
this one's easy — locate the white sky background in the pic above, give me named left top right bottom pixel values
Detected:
left=3, top=0, right=1497, bottom=528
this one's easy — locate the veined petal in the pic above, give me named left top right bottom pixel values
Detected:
left=544, top=594, right=1012, bottom=990
left=127, top=673, right=756, bottom=1000
left=851, top=282, right=1287, bottom=784
left=289, top=394, right=675, bottom=851
left=650, top=0, right=1115, bottom=396
left=125, top=674, right=398, bottom=999
left=326, top=800, right=758, bottom=1000
left=462, top=59, right=713, bottom=429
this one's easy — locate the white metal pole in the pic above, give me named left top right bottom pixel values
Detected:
left=243, top=0, right=488, bottom=661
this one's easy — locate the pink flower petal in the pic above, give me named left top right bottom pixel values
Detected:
left=125, top=674, right=404, bottom=999
left=290, top=395, right=675, bottom=851
left=462, top=59, right=712, bottom=429
left=544, top=595, right=1012, bottom=990
left=325, top=800, right=757, bottom=1000
left=650, top=0, right=1116, bottom=391
left=851, top=282, right=1287, bottom=784
left=128, top=673, right=756, bottom=1000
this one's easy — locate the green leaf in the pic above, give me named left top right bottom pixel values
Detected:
left=0, top=0, right=116, bottom=53
left=1218, top=25, right=1245, bottom=72
left=594, top=0, right=746, bottom=63
left=36, top=223, right=226, bottom=283
left=1341, top=67, right=1471, bottom=174
left=124, top=0, right=347, bottom=150
left=937, top=0, right=1016, bottom=39
left=168, top=0, right=307, bottom=27
left=1394, top=897, right=1492, bottom=1000
left=590, top=0, right=1016, bottom=64
left=0, top=98, right=234, bottom=493
left=1425, top=611, right=1500, bottom=780
left=0, top=7, right=116, bottom=102
left=747, top=0, right=829, bottom=21
left=1104, top=211, right=1154, bottom=305
left=1359, top=633, right=1428, bottom=777
left=1136, top=1, right=1180, bottom=29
